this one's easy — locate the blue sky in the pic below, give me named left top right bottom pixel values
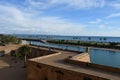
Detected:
left=0, top=0, right=120, bottom=36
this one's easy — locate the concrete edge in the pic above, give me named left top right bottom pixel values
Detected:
left=29, top=52, right=61, bottom=61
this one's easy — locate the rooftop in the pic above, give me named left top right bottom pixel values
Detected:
left=30, top=48, right=120, bottom=80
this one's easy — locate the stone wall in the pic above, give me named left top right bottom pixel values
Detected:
left=29, top=47, right=57, bottom=58
left=28, top=61, right=109, bottom=80
left=29, top=52, right=61, bottom=61
left=65, top=58, right=120, bottom=74
left=88, top=63, right=120, bottom=74
left=27, top=46, right=119, bottom=80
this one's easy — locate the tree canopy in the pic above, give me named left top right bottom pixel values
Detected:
left=0, top=34, right=21, bottom=45
left=18, top=45, right=31, bottom=57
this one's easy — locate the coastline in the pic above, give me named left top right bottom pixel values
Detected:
left=47, top=42, right=120, bottom=52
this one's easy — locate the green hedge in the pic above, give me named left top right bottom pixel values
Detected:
left=0, top=34, right=22, bottom=44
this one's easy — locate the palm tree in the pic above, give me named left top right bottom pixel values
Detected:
left=100, top=38, right=102, bottom=41
left=77, top=41, right=80, bottom=44
left=19, top=45, right=31, bottom=68
left=88, top=37, right=91, bottom=41
left=103, top=37, right=107, bottom=41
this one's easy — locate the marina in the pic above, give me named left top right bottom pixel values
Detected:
left=14, top=34, right=120, bottom=43
left=27, top=41, right=120, bottom=68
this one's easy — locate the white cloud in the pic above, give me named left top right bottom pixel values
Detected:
left=109, top=1, right=120, bottom=9
left=26, top=0, right=105, bottom=10
left=107, top=12, right=120, bottom=18
left=89, top=19, right=102, bottom=24
left=83, top=24, right=120, bottom=36
left=0, top=0, right=120, bottom=36
left=0, top=4, right=84, bottom=35
left=58, top=0, right=105, bottom=9
left=98, top=24, right=106, bottom=29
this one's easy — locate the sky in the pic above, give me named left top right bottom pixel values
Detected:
left=0, top=0, right=120, bottom=36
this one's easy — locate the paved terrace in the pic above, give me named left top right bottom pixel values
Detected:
left=71, top=52, right=90, bottom=62
left=30, top=49, right=120, bottom=80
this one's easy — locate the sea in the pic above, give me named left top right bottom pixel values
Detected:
left=26, top=41, right=120, bottom=68
left=13, top=34, right=120, bottom=68
left=14, top=34, right=120, bottom=43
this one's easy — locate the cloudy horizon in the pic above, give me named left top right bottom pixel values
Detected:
left=0, top=0, right=120, bottom=36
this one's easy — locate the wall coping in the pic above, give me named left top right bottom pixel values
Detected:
left=29, top=52, right=61, bottom=61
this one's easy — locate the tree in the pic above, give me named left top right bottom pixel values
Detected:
left=77, top=41, right=80, bottom=44
left=109, top=42, right=118, bottom=46
left=100, top=38, right=102, bottom=41
left=103, top=37, right=107, bottom=41
left=19, top=45, right=31, bottom=68
left=0, top=35, right=22, bottom=44
left=66, top=40, right=68, bottom=43
left=88, top=37, right=91, bottom=41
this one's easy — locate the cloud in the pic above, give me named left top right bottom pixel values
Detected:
left=107, top=12, right=120, bottom=18
left=62, top=0, right=105, bottom=9
left=26, top=0, right=105, bottom=10
left=89, top=19, right=102, bottom=24
left=0, top=0, right=120, bottom=36
left=83, top=24, right=120, bottom=36
left=0, top=4, right=84, bottom=35
left=109, top=1, right=120, bottom=9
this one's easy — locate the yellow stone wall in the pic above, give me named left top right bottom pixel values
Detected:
left=28, top=61, right=109, bottom=80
